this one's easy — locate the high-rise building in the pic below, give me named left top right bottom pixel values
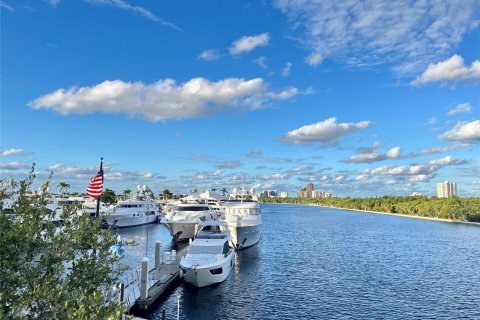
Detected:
left=436, top=181, right=457, bottom=198
left=313, top=190, right=332, bottom=198
left=280, top=192, right=289, bottom=198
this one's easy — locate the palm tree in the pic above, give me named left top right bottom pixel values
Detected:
left=123, top=189, right=131, bottom=200
left=221, top=187, right=228, bottom=196
left=211, top=188, right=217, bottom=193
left=162, top=189, right=172, bottom=200
left=57, top=181, right=70, bottom=198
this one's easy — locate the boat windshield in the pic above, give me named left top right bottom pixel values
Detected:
left=176, top=206, right=209, bottom=211
left=189, top=245, right=223, bottom=254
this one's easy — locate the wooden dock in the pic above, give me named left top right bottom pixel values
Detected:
left=116, top=246, right=187, bottom=316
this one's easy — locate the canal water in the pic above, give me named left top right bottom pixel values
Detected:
left=117, top=204, right=480, bottom=319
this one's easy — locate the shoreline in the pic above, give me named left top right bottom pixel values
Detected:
left=264, top=202, right=480, bottom=227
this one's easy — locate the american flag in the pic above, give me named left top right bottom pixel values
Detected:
left=87, top=170, right=103, bottom=198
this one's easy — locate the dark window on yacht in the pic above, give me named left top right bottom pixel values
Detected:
left=222, top=241, right=229, bottom=255
left=209, top=267, right=222, bottom=275
left=176, top=206, right=209, bottom=211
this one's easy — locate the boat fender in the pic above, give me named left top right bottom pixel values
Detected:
left=179, top=269, right=184, bottom=279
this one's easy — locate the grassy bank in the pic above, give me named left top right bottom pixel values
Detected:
left=259, top=196, right=480, bottom=222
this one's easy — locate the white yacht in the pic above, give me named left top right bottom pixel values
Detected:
left=199, top=190, right=226, bottom=219
left=104, top=194, right=159, bottom=228
left=161, top=200, right=214, bottom=242
left=180, top=221, right=235, bottom=287
left=224, top=189, right=262, bottom=250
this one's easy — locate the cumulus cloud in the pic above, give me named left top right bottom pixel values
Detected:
left=412, top=55, right=480, bottom=85
left=198, top=49, right=220, bottom=61
left=343, top=145, right=402, bottom=163
left=86, top=0, right=182, bottom=31
left=0, top=148, right=24, bottom=156
left=360, top=156, right=467, bottom=183
left=281, top=117, right=371, bottom=145
left=439, top=120, right=480, bottom=143
left=273, top=0, right=480, bottom=75
left=30, top=77, right=300, bottom=122
left=258, top=173, right=290, bottom=181
left=229, top=33, right=270, bottom=55
left=282, top=62, right=292, bottom=76
left=305, top=53, right=322, bottom=67
left=0, top=162, right=30, bottom=170
left=48, top=163, right=109, bottom=176
left=447, top=103, right=473, bottom=116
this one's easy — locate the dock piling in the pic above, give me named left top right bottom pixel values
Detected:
left=155, top=241, right=161, bottom=269
left=140, top=257, right=149, bottom=300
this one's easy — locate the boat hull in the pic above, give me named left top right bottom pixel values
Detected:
left=162, top=221, right=197, bottom=242
left=181, top=252, right=235, bottom=287
left=228, top=222, right=262, bottom=250
left=105, top=214, right=157, bottom=228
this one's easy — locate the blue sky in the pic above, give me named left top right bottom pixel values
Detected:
left=1, top=0, right=479, bottom=197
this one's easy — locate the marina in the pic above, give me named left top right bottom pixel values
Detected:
left=113, top=203, right=480, bottom=319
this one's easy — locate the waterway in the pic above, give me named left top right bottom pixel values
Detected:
left=117, top=204, right=480, bottom=319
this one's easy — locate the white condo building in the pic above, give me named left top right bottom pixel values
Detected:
left=436, top=181, right=457, bottom=198
left=313, top=190, right=332, bottom=198
left=280, top=192, right=289, bottom=198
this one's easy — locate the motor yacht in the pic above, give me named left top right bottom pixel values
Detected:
left=180, top=221, right=235, bottom=287
left=223, top=188, right=262, bottom=250
left=104, top=189, right=159, bottom=228
left=161, top=199, right=214, bottom=242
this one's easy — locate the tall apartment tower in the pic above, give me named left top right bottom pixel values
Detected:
left=436, top=181, right=457, bottom=198
left=306, top=183, right=314, bottom=198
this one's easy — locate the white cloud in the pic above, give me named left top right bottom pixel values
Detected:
left=412, top=55, right=480, bottom=85
left=342, top=145, right=402, bottom=163
left=0, top=162, right=30, bottom=170
left=439, top=120, right=480, bottom=143
left=229, top=33, right=270, bottom=55
left=447, top=103, right=473, bottom=116
left=1, top=1, right=14, bottom=12
left=198, top=49, right=220, bottom=61
left=386, top=146, right=401, bottom=159
left=254, top=56, right=268, bottom=69
left=360, top=156, right=467, bottom=183
left=281, top=117, right=371, bottom=145
left=259, top=173, right=290, bottom=181
left=273, top=0, right=480, bottom=74
left=86, top=0, right=182, bottom=32
left=0, top=148, right=24, bottom=156
left=216, top=160, right=242, bottom=170
left=45, top=0, right=61, bottom=7
left=305, top=53, right=322, bottom=67
left=282, top=62, right=292, bottom=76
left=30, top=77, right=300, bottom=122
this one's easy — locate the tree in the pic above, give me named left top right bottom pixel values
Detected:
left=57, top=181, right=70, bottom=198
left=211, top=188, right=217, bottom=193
left=162, top=189, right=172, bottom=199
left=123, top=189, right=131, bottom=200
left=221, top=187, right=228, bottom=196
left=100, top=188, right=117, bottom=204
left=0, top=166, right=125, bottom=319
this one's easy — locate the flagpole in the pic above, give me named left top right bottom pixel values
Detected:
left=95, top=157, right=104, bottom=219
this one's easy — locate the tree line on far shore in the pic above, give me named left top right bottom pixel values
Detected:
left=259, top=196, right=480, bottom=222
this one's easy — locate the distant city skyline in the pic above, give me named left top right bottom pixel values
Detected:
left=1, top=1, right=479, bottom=197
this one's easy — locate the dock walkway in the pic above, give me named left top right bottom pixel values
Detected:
left=110, top=246, right=188, bottom=316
